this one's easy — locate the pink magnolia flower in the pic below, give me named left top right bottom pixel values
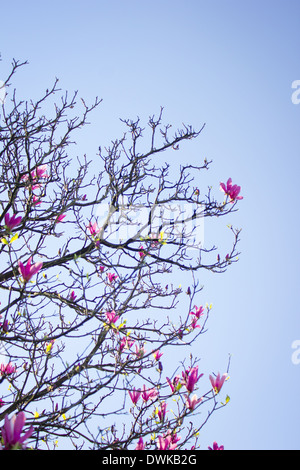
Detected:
left=157, top=430, right=181, bottom=450
left=105, top=310, right=119, bottom=324
left=18, top=257, right=43, bottom=283
left=0, top=319, right=9, bottom=333
left=69, top=291, right=77, bottom=302
left=31, top=165, right=48, bottom=180
left=135, top=436, right=145, bottom=450
left=157, top=435, right=172, bottom=450
left=0, top=362, right=16, bottom=376
left=166, top=375, right=181, bottom=393
left=141, top=385, right=158, bottom=402
left=32, top=195, right=41, bottom=206
left=99, top=265, right=105, bottom=273
left=138, top=245, right=146, bottom=259
left=182, top=366, right=203, bottom=393
left=56, top=214, right=66, bottom=223
left=208, top=441, right=224, bottom=450
left=157, top=401, right=167, bottom=421
left=135, top=344, right=146, bottom=359
left=0, top=411, right=34, bottom=450
left=152, top=350, right=163, bottom=361
left=192, top=305, right=204, bottom=319
left=87, top=222, right=101, bottom=237
left=185, top=393, right=202, bottom=411
left=220, top=178, right=243, bottom=203
left=4, top=212, right=22, bottom=232
left=209, top=372, right=227, bottom=394
left=189, top=306, right=204, bottom=329
left=107, top=272, right=118, bottom=283
left=21, top=164, right=48, bottom=182
left=128, top=388, right=141, bottom=405
left=119, top=336, right=135, bottom=353
left=190, top=316, right=201, bottom=330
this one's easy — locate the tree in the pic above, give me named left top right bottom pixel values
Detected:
left=0, top=60, right=242, bottom=450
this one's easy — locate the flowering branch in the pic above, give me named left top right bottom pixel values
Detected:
left=0, top=61, right=243, bottom=450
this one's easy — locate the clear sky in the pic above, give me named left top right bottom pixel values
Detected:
left=1, top=0, right=300, bottom=450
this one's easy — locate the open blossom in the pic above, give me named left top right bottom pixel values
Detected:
left=182, top=366, right=203, bottom=393
left=18, top=257, right=43, bottom=283
left=21, top=164, right=48, bottom=182
left=190, top=316, right=201, bottom=330
left=4, top=212, right=22, bottom=232
left=157, top=430, right=181, bottom=450
left=141, top=385, right=158, bottom=402
left=128, top=388, right=141, bottom=405
left=0, top=411, right=34, bottom=450
left=30, top=164, right=48, bottom=180
left=208, top=441, right=224, bottom=450
left=220, top=178, right=243, bottom=202
left=185, top=393, right=202, bottom=411
left=105, top=310, right=119, bottom=324
left=107, top=272, right=118, bottom=283
left=166, top=375, right=181, bottom=393
left=190, top=305, right=204, bottom=319
left=209, top=372, right=227, bottom=394
left=152, top=350, right=163, bottom=361
left=189, top=305, right=204, bottom=329
left=118, top=335, right=135, bottom=353
left=87, top=221, right=101, bottom=237
left=0, top=362, right=16, bottom=376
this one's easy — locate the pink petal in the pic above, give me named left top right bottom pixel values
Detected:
left=13, top=411, right=26, bottom=442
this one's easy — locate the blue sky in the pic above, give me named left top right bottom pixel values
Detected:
left=1, top=0, right=300, bottom=450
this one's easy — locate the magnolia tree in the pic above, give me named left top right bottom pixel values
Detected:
left=0, top=60, right=242, bottom=450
